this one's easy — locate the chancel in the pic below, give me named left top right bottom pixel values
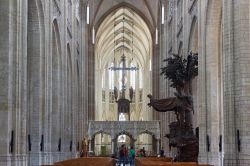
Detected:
left=91, top=7, right=158, bottom=157
left=109, top=24, right=139, bottom=120
left=0, top=0, right=250, bottom=166
left=111, top=55, right=137, bottom=121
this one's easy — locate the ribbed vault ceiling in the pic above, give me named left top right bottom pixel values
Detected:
left=96, top=7, right=152, bottom=69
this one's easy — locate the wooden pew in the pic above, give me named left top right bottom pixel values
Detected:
left=140, top=157, right=172, bottom=162
left=135, top=158, right=213, bottom=166
left=53, top=157, right=116, bottom=166
left=136, top=161, right=197, bottom=166
left=135, top=157, right=172, bottom=166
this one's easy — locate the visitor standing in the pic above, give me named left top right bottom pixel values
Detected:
left=119, top=145, right=125, bottom=166
left=141, top=147, right=146, bottom=157
left=129, top=146, right=135, bottom=165
left=124, top=146, right=129, bottom=164
left=160, top=147, right=165, bottom=157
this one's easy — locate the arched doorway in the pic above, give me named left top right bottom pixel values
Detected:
left=136, top=133, right=153, bottom=156
left=117, top=134, right=131, bottom=148
left=115, top=132, right=135, bottom=157
left=88, top=121, right=160, bottom=156
left=94, top=133, right=112, bottom=156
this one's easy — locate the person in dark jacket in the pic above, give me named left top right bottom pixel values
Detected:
left=160, top=147, right=165, bottom=157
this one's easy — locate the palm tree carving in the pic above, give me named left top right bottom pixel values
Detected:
left=148, top=52, right=198, bottom=162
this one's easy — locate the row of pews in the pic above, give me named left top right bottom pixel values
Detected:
left=41, top=157, right=116, bottom=166
left=42, top=157, right=213, bottom=166
left=135, top=157, right=213, bottom=166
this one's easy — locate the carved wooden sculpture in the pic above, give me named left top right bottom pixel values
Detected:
left=148, top=52, right=198, bottom=162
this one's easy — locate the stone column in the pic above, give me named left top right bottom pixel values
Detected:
left=88, top=138, right=95, bottom=153
left=112, top=139, right=116, bottom=154
left=156, top=139, right=160, bottom=155
left=130, top=139, right=136, bottom=149
left=0, top=0, right=28, bottom=165
left=223, top=1, right=250, bottom=165
left=104, top=68, right=109, bottom=120
left=88, top=140, right=92, bottom=152
left=203, top=0, right=222, bottom=165
left=80, top=0, right=89, bottom=143
left=197, top=0, right=210, bottom=164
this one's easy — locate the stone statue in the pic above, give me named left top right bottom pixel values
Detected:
left=114, top=86, right=118, bottom=101
left=148, top=52, right=198, bottom=162
left=129, top=86, right=134, bottom=101
left=80, top=138, right=89, bottom=157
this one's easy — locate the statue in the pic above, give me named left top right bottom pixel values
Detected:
left=129, top=86, right=134, bottom=101
left=114, top=86, right=118, bottom=101
left=80, top=138, right=89, bottom=157
left=148, top=52, right=198, bottom=162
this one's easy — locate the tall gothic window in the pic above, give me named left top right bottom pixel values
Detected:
left=139, top=70, right=143, bottom=89
left=130, top=63, right=136, bottom=89
left=119, top=62, right=123, bottom=90
left=119, top=113, right=126, bottom=121
left=102, top=72, right=105, bottom=89
left=109, top=63, right=114, bottom=89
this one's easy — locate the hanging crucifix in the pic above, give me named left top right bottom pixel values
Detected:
left=109, top=55, right=138, bottom=99
left=109, top=54, right=138, bottom=121
left=109, top=14, right=138, bottom=121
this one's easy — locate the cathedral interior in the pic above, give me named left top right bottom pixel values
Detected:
left=0, top=0, right=250, bottom=166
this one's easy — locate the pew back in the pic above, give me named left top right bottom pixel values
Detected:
left=54, top=157, right=115, bottom=166
left=135, top=158, right=213, bottom=166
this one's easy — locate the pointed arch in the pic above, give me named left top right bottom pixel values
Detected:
left=178, top=41, right=183, bottom=56
left=188, top=16, right=198, bottom=52
left=95, top=7, right=152, bottom=69
left=188, top=16, right=199, bottom=130
left=51, top=18, right=63, bottom=155
left=52, top=19, right=62, bottom=113
left=94, top=2, right=154, bottom=34
left=52, top=19, right=62, bottom=56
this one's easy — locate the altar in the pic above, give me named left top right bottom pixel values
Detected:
left=88, top=120, right=161, bottom=155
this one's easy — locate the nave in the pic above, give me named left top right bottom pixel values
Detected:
left=0, top=0, right=250, bottom=166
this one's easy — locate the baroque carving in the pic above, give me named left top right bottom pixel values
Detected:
left=148, top=52, right=198, bottom=162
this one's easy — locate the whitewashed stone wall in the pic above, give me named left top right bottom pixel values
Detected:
left=158, top=0, right=250, bottom=166
left=223, top=0, right=250, bottom=165
left=0, top=0, right=90, bottom=165
left=1, top=0, right=250, bottom=166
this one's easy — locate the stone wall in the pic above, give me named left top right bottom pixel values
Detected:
left=223, top=0, right=250, bottom=165
left=0, top=0, right=90, bottom=165
left=158, top=0, right=250, bottom=166
left=0, top=0, right=250, bottom=166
